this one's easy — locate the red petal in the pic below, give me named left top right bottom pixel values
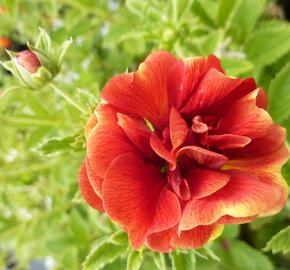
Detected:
left=203, top=77, right=257, bottom=117
left=85, top=158, right=103, bottom=197
left=79, top=160, right=104, bottom=211
left=218, top=215, right=256, bottom=224
left=150, top=132, right=176, bottom=166
left=168, top=169, right=191, bottom=201
left=103, top=153, right=181, bottom=249
left=87, top=105, right=139, bottom=178
left=85, top=113, right=98, bottom=140
left=101, top=51, right=176, bottom=130
left=117, top=113, right=154, bottom=159
left=177, top=146, right=228, bottom=169
left=192, top=115, right=208, bottom=133
left=185, top=168, right=230, bottom=199
left=179, top=170, right=285, bottom=230
left=256, top=87, right=267, bottom=109
left=217, top=89, right=273, bottom=140
left=172, top=224, right=222, bottom=249
left=169, top=107, right=188, bottom=150
left=207, top=134, right=251, bottom=150
left=225, top=145, right=288, bottom=216
left=146, top=228, right=176, bottom=252
left=225, top=124, right=286, bottom=159
left=181, top=68, right=242, bottom=115
left=168, top=55, right=224, bottom=109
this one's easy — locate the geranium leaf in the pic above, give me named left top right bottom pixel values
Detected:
left=268, top=62, right=290, bottom=123
left=244, top=28, right=290, bottom=67
left=82, top=241, right=128, bottom=270
left=170, top=250, right=196, bottom=270
left=126, top=250, right=143, bottom=270
left=264, top=225, right=290, bottom=254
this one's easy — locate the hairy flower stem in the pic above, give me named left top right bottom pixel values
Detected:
left=50, top=83, right=88, bottom=114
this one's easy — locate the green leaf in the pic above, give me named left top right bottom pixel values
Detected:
left=82, top=241, right=128, bottom=270
left=33, top=132, right=84, bottom=156
left=125, top=0, right=149, bottom=18
left=110, top=231, right=128, bottom=246
left=200, top=30, right=222, bottom=55
left=57, top=37, right=73, bottom=66
left=153, top=253, right=167, bottom=270
left=219, top=240, right=273, bottom=270
left=264, top=225, right=290, bottom=254
left=24, top=91, right=51, bottom=117
left=221, top=224, right=240, bottom=239
left=216, top=0, right=237, bottom=26
left=244, top=28, right=290, bottom=67
left=192, top=0, right=218, bottom=26
left=268, top=63, right=290, bottom=123
left=70, top=209, right=90, bottom=242
left=203, top=246, right=220, bottom=262
left=176, top=0, right=194, bottom=20
left=229, top=0, right=266, bottom=42
left=33, top=135, right=75, bottom=156
left=35, top=28, right=52, bottom=54
left=220, top=58, right=254, bottom=76
left=170, top=250, right=196, bottom=270
left=126, top=250, right=143, bottom=270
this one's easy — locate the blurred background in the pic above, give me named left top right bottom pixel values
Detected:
left=0, top=0, right=290, bottom=269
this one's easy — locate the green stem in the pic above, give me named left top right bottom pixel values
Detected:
left=50, top=83, right=88, bottom=114
left=0, top=115, right=62, bottom=127
left=171, top=0, right=178, bottom=23
left=0, top=159, right=59, bottom=177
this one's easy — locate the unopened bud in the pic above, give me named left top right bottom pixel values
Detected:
left=0, top=36, right=11, bottom=49
left=16, top=50, right=41, bottom=73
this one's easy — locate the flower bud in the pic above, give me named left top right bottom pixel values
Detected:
left=0, top=28, right=72, bottom=91
left=0, top=36, right=11, bottom=49
left=16, top=50, right=41, bottom=73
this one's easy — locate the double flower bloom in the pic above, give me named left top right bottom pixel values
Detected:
left=79, top=51, right=288, bottom=252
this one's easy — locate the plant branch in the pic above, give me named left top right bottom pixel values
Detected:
left=49, top=83, right=88, bottom=114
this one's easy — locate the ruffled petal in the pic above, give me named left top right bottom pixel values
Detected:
left=192, top=116, right=208, bottom=133
left=79, top=160, right=104, bottom=211
left=172, top=224, right=223, bottom=249
left=217, top=89, right=273, bottom=140
left=117, top=113, right=155, bottom=159
left=218, top=215, right=256, bottom=224
left=185, top=168, right=230, bottom=199
left=225, top=124, right=286, bottom=159
left=179, top=170, right=284, bottom=230
left=207, top=134, right=251, bottom=150
left=181, top=68, right=242, bottom=115
left=225, top=145, right=288, bottom=216
left=85, top=113, right=98, bottom=140
left=85, top=158, right=103, bottom=197
left=87, top=105, right=139, bottom=178
left=103, top=153, right=181, bottom=249
left=169, top=107, right=188, bottom=150
left=146, top=228, right=176, bottom=253
left=101, top=51, right=176, bottom=130
left=168, top=55, right=224, bottom=109
left=203, top=77, right=257, bottom=117
left=150, top=132, right=176, bottom=165
left=177, top=146, right=228, bottom=169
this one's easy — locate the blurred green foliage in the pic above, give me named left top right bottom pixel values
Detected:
left=0, top=0, right=290, bottom=269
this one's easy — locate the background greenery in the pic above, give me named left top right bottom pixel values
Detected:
left=0, top=0, right=290, bottom=269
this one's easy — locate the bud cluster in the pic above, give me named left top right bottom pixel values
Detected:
left=0, top=29, right=72, bottom=90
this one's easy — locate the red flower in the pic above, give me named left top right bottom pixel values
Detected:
left=79, top=51, right=288, bottom=252
left=16, top=50, right=41, bottom=73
